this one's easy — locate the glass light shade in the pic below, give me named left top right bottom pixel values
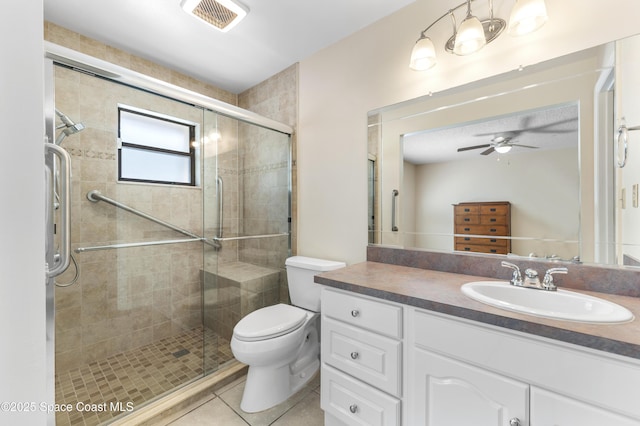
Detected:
left=495, top=145, right=512, bottom=153
left=508, top=0, right=548, bottom=36
left=453, top=15, right=486, bottom=55
left=409, top=36, right=437, bottom=71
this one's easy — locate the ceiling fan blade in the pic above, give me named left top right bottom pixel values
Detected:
left=480, top=147, right=495, bottom=155
left=510, top=144, right=539, bottom=149
left=457, top=144, right=491, bottom=152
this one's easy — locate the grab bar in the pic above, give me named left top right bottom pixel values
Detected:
left=212, top=233, right=289, bottom=242
left=86, top=190, right=220, bottom=249
left=75, top=238, right=202, bottom=253
left=617, top=123, right=640, bottom=168
left=217, top=176, right=223, bottom=238
left=391, top=189, right=399, bottom=232
left=46, top=143, right=71, bottom=278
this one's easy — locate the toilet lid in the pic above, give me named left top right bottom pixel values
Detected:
left=233, top=304, right=307, bottom=342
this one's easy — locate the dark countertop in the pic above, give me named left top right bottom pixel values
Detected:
left=315, top=261, right=640, bottom=360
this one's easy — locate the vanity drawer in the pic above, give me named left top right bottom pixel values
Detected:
left=321, top=364, right=401, bottom=426
left=322, top=316, right=402, bottom=396
left=322, top=288, right=402, bottom=339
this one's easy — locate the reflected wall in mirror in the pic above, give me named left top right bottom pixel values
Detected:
left=368, top=33, right=640, bottom=268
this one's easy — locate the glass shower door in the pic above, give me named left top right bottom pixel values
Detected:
left=202, top=110, right=292, bottom=374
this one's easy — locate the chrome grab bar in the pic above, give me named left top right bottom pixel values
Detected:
left=212, top=233, right=289, bottom=242
left=76, top=238, right=202, bottom=253
left=46, top=143, right=71, bottom=278
left=391, top=189, right=399, bottom=232
left=217, top=176, right=223, bottom=238
left=617, top=123, right=640, bottom=168
left=86, top=190, right=220, bottom=249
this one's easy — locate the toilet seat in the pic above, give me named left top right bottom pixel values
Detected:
left=233, top=304, right=307, bottom=342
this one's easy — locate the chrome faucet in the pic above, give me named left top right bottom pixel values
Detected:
left=542, top=267, right=568, bottom=291
left=501, top=261, right=568, bottom=291
left=501, top=261, right=522, bottom=286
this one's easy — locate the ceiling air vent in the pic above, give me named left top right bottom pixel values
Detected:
left=180, top=0, right=248, bottom=32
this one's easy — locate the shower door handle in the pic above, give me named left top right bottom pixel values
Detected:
left=391, top=189, right=399, bottom=232
left=216, top=176, right=223, bottom=239
left=45, top=142, right=71, bottom=278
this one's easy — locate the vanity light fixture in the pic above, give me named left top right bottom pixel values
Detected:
left=409, top=0, right=548, bottom=71
left=181, top=0, right=249, bottom=33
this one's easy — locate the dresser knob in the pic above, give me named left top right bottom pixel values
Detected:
left=509, top=418, right=521, bottom=426
left=349, top=404, right=358, bottom=413
left=351, top=309, right=360, bottom=317
left=350, top=351, right=359, bottom=360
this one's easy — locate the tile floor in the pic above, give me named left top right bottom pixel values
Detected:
left=165, top=373, right=324, bottom=426
left=55, top=327, right=233, bottom=426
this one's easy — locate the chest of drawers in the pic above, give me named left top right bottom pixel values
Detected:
left=453, top=201, right=511, bottom=254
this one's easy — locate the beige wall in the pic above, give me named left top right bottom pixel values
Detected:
left=297, top=0, right=640, bottom=266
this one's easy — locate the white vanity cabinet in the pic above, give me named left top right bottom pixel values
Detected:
left=408, top=307, right=640, bottom=426
left=319, top=285, right=640, bottom=425
left=320, top=287, right=403, bottom=426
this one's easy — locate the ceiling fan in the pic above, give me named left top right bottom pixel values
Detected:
left=457, top=133, right=538, bottom=156
left=456, top=116, right=576, bottom=156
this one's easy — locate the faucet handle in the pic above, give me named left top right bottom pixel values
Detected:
left=501, top=261, right=522, bottom=286
left=542, top=267, right=568, bottom=291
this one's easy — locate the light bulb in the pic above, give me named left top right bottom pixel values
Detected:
left=453, top=15, right=486, bottom=55
left=508, top=0, right=548, bottom=36
left=410, top=36, right=437, bottom=71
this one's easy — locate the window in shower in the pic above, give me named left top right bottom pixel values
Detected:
left=118, top=105, right=199, bottom=186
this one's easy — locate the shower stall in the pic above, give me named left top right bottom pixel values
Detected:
left=45, top=44, right=292, bottom=425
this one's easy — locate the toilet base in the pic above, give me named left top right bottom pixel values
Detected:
left=240, top=357, right=319, bottom=413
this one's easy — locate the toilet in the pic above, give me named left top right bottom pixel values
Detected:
left=230, top=256, right=346, bottom=413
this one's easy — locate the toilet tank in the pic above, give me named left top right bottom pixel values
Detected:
left=285, top=256, right=346, bottom=312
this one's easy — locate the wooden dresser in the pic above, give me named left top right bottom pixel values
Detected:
left=453, top=201, right=511, bottom=254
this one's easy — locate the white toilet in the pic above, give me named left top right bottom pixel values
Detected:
left=230, top=256, right=346, bottom=413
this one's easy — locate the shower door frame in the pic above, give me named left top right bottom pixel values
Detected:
left=43, top=42, right=293, bottom=423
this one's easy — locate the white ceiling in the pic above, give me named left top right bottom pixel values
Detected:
left=43, top=0, right=414, bottom=94
left=403, top=103, right=579, bottom=164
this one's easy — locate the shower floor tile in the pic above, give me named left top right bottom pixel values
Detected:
left=55, top=327, right=233, bottom=426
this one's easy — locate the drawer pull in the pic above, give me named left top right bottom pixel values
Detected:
left=464, top=218, right=470, bottom=222
left=490, top=218, right=497, bottom=222
left=490, top=208, right=497, bottom=212
left=349, top=404, right=358, bottom=414
left=350, top=351, right=359, bottom=360
left=464, top=208, right=471, bottom=212
left=351, top=309, right=360, bottom=317
left=464, top=227, right=471, bottom=231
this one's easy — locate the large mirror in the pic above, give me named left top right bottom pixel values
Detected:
left=368, top=33, right=640, bottom=267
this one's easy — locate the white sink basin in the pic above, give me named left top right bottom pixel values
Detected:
left=461, top=281, right=634, bottom=324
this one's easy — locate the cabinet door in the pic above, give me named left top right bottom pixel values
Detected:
left=531, top=387, right=640, bottom=426
left=409, top=348, right=528, bottom=426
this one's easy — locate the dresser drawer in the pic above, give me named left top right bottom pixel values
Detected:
left=454, top=205, right=480, bottom=215
left=455, top=236, right=508, bottom=247
left=455, top=214, right=480, bottom=225
left=321, top=364, right=401, bottom=426
left=480, top=204, right=509, bottom=215
left=455, top=244, right=509, bottom=254
left=479, top=215, right=508, bottom=225
left=322, top=288, right=402, bottom=339
left=322, top=316, right=402, bottom=396
left=455, top=225, right=509, bottom=236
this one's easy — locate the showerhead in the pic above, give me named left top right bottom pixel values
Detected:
left=55, top=109, right=85, bottom=145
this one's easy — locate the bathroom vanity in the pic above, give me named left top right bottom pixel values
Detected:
left=316, top=257, right=640, bottom=426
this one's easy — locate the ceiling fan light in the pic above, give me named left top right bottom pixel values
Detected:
left=495, top=145, right=512, bottom=154
left=453, top=15, right=487, bottom=55
left=410, top=36, right=437, bottom=71
left=508, top=0, right=548, bottom=36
